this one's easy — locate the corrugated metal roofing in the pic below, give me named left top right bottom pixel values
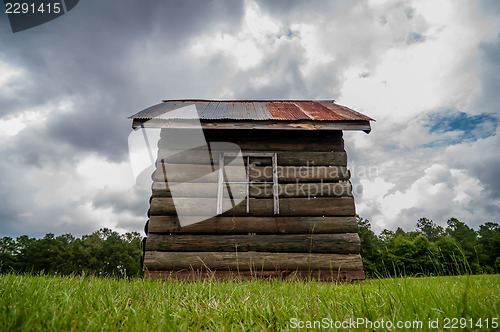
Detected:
left=129, top=100, right=374, bottom=122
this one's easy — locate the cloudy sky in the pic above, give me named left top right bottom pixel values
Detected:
left=1, top=0, right=499, bottom=237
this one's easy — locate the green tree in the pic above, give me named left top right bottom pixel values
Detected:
left=477, top=222, right=500, bottom=273
left=75, top=228, right=142, bottom=277
left=417, top=218, right=444, bottom=242
left=1, top=229, right=142, bottom=277
left=379, top=229, right=394, bottom=245
left=0, top=237, right=16, bottom=272
left=446, top=217, right=480, bottom=272
left=412, top=234, right=436, bottom=274
left=446, top=218, right=477, bottom=246
left=377, top=228, right=438, bottom=276
left=434, top=235, right=468, bottom=275
left=14, top=235, right=37, bottom=272
left=357, top=216, right=383, bottom=276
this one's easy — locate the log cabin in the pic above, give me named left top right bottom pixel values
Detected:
left=129, top=100, right=374, bottom=281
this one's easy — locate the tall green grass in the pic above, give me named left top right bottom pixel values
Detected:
left=0, top=273, right=498, bottom=331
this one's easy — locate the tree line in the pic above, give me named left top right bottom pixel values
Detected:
left=358, top=217, right=499, bottom=277
left=0, top=228, right=143, bottom=277
left=0, top=218, right=498, bottom=278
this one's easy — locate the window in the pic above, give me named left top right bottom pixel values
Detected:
left=216, top=152, right=279, bottom=215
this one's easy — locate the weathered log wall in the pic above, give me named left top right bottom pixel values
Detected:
left=147, top=216, right=358, bottom=234
left=144, top=251, right=364, bottom=271
left=143, top=129, right=364, bottom=281
left=146, top=233, right=360, bottom=253
left=149, top=197, right=355, bottom=216
left=153, top=165, right=350, bottom=183
left=152, top=182, right=352, bottom=198
left=145, top=270, right=366, bottom=282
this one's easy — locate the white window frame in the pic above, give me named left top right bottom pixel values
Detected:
left=216, top=152, right=279, bottom=215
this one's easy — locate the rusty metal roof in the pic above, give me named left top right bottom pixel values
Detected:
left=129, top=100, right=374, bottom=122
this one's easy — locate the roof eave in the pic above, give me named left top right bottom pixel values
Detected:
left=131, top=119, right=372, bottom=133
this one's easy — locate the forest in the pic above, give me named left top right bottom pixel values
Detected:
left=359, top=217, right=499, bottom=277
left=0, top=229, right=143, bottom=278
left=0, top=217, right=498, bottom=278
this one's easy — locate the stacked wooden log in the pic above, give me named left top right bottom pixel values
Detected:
left=144, top=129, right=365, bottom=281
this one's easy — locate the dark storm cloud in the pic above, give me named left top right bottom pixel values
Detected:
left=475, top=36, right=500, bottom=114
left=479, top=0, right=500, bottom=15
left=0, top=0, right=245, bottom=162
left=0, top=160, right=44, bottom=237
left=92, top=186, right=149, bottom=217
left=0, top=0, right=245, bottom=237
left=3, top=126, right=76, bottom=168
left=0, top=199, right=22, bottom=237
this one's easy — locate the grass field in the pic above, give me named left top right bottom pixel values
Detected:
left=0, top=273, right=498, bottom=331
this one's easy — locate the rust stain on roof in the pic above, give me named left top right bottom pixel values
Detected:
left=129, top=99, right=374, bottom=122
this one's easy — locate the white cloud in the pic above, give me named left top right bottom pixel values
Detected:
left=190, top=0, right=282, bottom=71
left=445, top=126, right=500, bottom=198
left=0, top=61, right=23, bottom=90
left=340, top=0, right=492, bottom=120
left=0, top=101, right=72, bottom=138
left=76, top=155, right=135, bottom=191
left=356, top=163, right=487, bottom=232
